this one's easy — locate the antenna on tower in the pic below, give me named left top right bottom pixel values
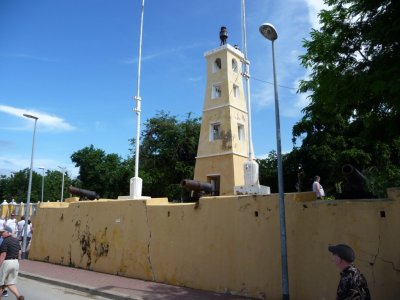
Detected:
left=241, top=0, right=254, bottom=162
left=234, top=0, right=270, bottom=195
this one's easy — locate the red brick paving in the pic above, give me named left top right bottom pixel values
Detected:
left=19, top=260, right=249, bottom=299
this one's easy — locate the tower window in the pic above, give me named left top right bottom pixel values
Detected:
left=238, top=124, right=245, bottom=141
left=212, top=84, right=222, bottom=99
left=210, top=123, right=221, bottom=140
left=233, top=84, right=239, bottom=98
left=232, top=59, right=238, bottom=72
left=213, top=58, right=222, bottom=73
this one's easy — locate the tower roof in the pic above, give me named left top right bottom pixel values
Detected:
left=204, top=44, right=244, bottom=60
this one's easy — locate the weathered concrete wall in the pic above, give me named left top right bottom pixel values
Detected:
left=29, top=189, right=400, bottom=299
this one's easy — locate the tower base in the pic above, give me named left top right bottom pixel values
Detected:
left=118, top=177, right=150, bottom=200
left=234, top=185, right=270, bottom=195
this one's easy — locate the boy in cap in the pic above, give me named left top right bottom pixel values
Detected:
left=328, top=244, right=371, bottom=300
left=0, top=226, right=24, bottom=300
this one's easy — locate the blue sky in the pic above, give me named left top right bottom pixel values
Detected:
left=0, top=0, right=325, bottom=177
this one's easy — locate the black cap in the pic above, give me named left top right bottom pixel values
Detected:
left=328, top=244, right=355, bottom=262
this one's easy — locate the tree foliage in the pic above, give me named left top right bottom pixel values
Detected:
left=69, top=112, right=200, bottom=201
left=293, top=0, right=400, bottom=196
left=0, top=169, right=73, bottom=203
left=70, top=145, right=130, bottom=198
left=131, top=111, right=201, bottom=200
left=257, top=150, right=308, bottom=193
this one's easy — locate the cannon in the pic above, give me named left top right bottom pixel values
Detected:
left=68, top=186, right=99, bottom=200
left=338, top=164, right=373, bottom=199
left=181, top=179, right=214, bottom=194
left=180, top=179, right=215, bottom=202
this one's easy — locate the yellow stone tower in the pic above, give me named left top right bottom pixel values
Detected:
left=193, top=43, right=250, bottom=195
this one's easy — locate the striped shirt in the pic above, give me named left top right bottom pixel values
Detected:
left=0, top=236, right=20, bottom=259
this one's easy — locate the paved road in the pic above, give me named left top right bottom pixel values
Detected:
left=16, top=276, right=112, bottom=300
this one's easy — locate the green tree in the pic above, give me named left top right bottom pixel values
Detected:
left=131, top=111, right=201, bottom=200
left=0, top=169, right=73, bottom=202
left=294, top=0, right=400, bottom=196
left=257, top=150, right=304, bottom=193
left=43, top=169, right=74, bottom=202
left=71, top=145, right=130, bottom=198
left=0, top=169, right=42, bottom=202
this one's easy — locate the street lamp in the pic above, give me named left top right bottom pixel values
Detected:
left=22, top=113, right=38, bottom=259
left=259, top=23, right=290, bottom=300
left=38, top=167, right=45, bottom=202
left=58, top=166, right=66, bottom=202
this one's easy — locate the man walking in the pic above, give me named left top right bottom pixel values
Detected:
left=5, top=214, right=17, bottom=238
left=328, top=244, right=371, bottom=299
left=0, top=226, right=24, bottom=300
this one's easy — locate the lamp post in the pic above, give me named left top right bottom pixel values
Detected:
left=38, top=167, right=45, bottom=202
left=58, top=166, right=66, bottom=202
left=22, top=113, right=38, bottom=259
left=259, top=23, right=290, bottom=300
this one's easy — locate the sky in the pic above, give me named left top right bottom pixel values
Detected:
left=0, top=0, right=326, bottom=178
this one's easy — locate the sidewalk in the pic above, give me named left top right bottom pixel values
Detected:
left=19, top=260, right=249, bottom=300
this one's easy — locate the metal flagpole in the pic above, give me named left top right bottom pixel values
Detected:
left=132, top=0, right=145, bottom=197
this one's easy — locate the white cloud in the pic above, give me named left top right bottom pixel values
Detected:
left=188, top=76, right=203, bottom=82
left=0, top=105, right=75, bottom=131
left=251, top=84, right=274, bottom=110
left=280, top=74, right=311, bottom=117
left=304, top=0, right=327, bottom=29
left=0, top=53, right=56, bottom=62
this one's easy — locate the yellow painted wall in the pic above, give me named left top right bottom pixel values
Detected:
left=29, top=189, right=400, bottom=299
left=0, top=202, right=38, bottom=219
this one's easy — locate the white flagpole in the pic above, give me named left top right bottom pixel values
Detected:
left=132, top=0, right=145, bottom=198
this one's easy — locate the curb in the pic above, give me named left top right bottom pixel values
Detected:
left=19, top=271, right=144, bottom=300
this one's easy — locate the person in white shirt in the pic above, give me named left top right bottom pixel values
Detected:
left=312, top=176, right=325, bottom=199
left=5, top=214, right=18, bottom=238
left=21, top=219, right=32, bottom=243
left=0, top=215, right=5, bottom=229
left=17, top=216, right=26, bottom=241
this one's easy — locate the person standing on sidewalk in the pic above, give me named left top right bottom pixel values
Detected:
left=0, top=216, right=5, bottom=229
left=0, top=226, right=24, bottom=300
left=5, top=215, right=17, bottom=238
left=0, top=234, right=8, bottom=298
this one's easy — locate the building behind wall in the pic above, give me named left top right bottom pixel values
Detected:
left=194, top=43, right=250, bottom=195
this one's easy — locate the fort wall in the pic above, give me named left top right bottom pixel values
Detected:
left=29, top=188, right=400, bottom=299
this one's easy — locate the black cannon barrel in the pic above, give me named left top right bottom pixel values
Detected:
left=339, top=164, right=373, bottom=199
left=69, top=186, right=99, bottom=200
left=342, top=164, right=366, bottom=185
left=181, top=179, right=213, bottom=194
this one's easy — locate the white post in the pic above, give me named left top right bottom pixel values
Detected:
left=131, top=0, right=145, bottom=198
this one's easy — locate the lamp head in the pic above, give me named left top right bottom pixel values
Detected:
left=23, top=113, right=38, bottom=120
left=259, top=23, right=278, bottom=41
